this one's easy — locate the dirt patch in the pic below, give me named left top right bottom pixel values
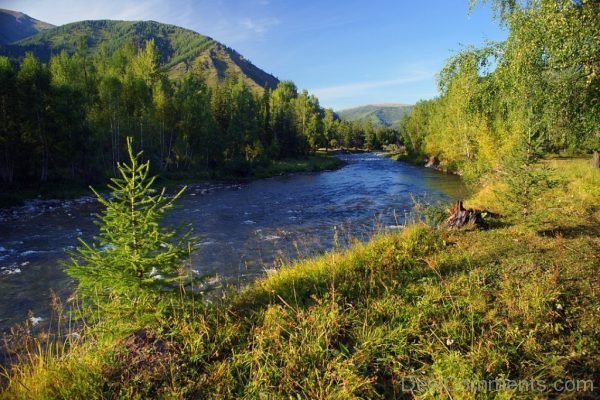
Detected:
left=103, top=328, right=183, bottom=393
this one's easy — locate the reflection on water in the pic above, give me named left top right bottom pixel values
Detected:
left=0, top=153, right=466, bottom=332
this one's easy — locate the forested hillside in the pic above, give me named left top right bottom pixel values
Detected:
left=1, top=19, right=279, bottom=89
left=400, top=0, right=599, bottom=178
left=337, top=103, right=412, bottom=127
left=0, top=9, right=54, bottom=45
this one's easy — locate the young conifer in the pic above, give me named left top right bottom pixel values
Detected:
left=497, top=133, right=555, bottom=221
left=66, top=137, right=193, bottom=319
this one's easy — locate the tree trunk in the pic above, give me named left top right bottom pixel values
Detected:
left=443, top=201, right=498, bottom=229
left=425, top=155, right=438, bottom=168
left=37, top=111, right=48, bottom=183
left=593, top=150, right=600, bottom=169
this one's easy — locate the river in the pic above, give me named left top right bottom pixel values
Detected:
left=0, top=153, right=466, bottom=334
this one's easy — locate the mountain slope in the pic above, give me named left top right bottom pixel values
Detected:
left=0, top=9, right=55, bottom=45
left=337, top=103, right=413, bottom=127
left=0, top=18, right=279, bottom=90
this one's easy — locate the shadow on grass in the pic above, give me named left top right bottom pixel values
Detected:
left=537, top=224, right=600, bottom=239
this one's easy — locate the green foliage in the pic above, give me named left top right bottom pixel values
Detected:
left=0, top=56, right=18, bottom=185
left=15, top=52, right=51, bottom=183
left=3, top=19, right=279, bottom=89
left=0, top=37, right=342, bottom=192
left=418, top=200, right=451, bottom=226
left=293, top=89, right=323, bottom=153
left=333, top=104, right=407, bottom=151
left=66, top=137, right=194, bottom=320
left=4, top=28, right=403, bottom=193
left=322, top=108, right=336, bottom=150
left=399, top=99, right=436, bottom=157
left=495, top=136, right=556, bottom=222
left=402, top=0, right=600, bottom=181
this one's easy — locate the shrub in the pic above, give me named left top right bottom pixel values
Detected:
left=496, top=135, right=556, bottom=222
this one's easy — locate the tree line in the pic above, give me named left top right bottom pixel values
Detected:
left=400, top=0, right=599, bottom=180
left=0, top=39, right=401, bottom=188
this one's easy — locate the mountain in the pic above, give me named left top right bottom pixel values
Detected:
left=0, top=9, right=55, bottom=45
left=0, top=17, right=279, bottom=90
left=336, top=103, right=413, bottom=127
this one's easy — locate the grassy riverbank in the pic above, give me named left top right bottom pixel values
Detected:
left=1, top=158, right=599, bottom=399
left=242, top=153, right=344, bottom=178
left=0, top=153, right=344, bottom=208
left=384, top=151, right=423, bottom=164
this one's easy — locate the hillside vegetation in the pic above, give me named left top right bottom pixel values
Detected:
left=1, top=19, right=279, bottom=89
left=0, top=9, right=54, bottom=45
left=337, top=103, right=413, bottom=128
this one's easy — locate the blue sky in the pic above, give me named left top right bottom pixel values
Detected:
left=1, top=0, right=507, bottom=110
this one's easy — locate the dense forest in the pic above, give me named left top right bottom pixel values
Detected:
left=400, top=0, right=599, bottom=179
left=0, top=39, right=400, bottom=189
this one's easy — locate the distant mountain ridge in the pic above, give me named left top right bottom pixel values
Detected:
left=0, top=11, right=279, bottom=90
left=0, top=8, right=55, bottom=45
left=337, top=103, right=413, bottom=127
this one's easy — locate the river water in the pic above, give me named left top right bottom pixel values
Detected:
left=0, top=153, right=466, bottom=333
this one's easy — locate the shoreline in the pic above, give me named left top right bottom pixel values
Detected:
left=383, top=151, right=464, bottom=175
left=0, top=153, right=346, bottom=211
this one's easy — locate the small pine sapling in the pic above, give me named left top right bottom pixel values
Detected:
left=66, top=137, right=195, bottom=321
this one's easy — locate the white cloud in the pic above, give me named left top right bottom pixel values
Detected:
left=309, top=71, right=432, bottom=100
left=240, top=17, right=280, bottom=34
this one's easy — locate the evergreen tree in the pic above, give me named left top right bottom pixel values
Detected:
left=66, top=137, right=194, bottom=320
left=270, top=81, right=298, bottom=157
left=259, top=86, right=274, bottom=155
left=176, top=72, right=217, bottom=168
left=363, top=119, right=377, bottom=150
left=16, top=53, right=51, bottom=182
left=322, top=108, right=336, bottom=151
left=496, top=134, right=555, bottom=221
left=0, top=57, right=18, bottom=184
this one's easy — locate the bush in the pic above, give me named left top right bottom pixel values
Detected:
left=496, top=136, right=556, bottom=223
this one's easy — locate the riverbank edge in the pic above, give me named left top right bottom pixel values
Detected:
left=1, top=158, right=598, bottom=398
left=383, top=150, right=594, bottom=176
left=382, top=151, right=465, bottom=176
left=0, top=153, right=346, bottom=209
